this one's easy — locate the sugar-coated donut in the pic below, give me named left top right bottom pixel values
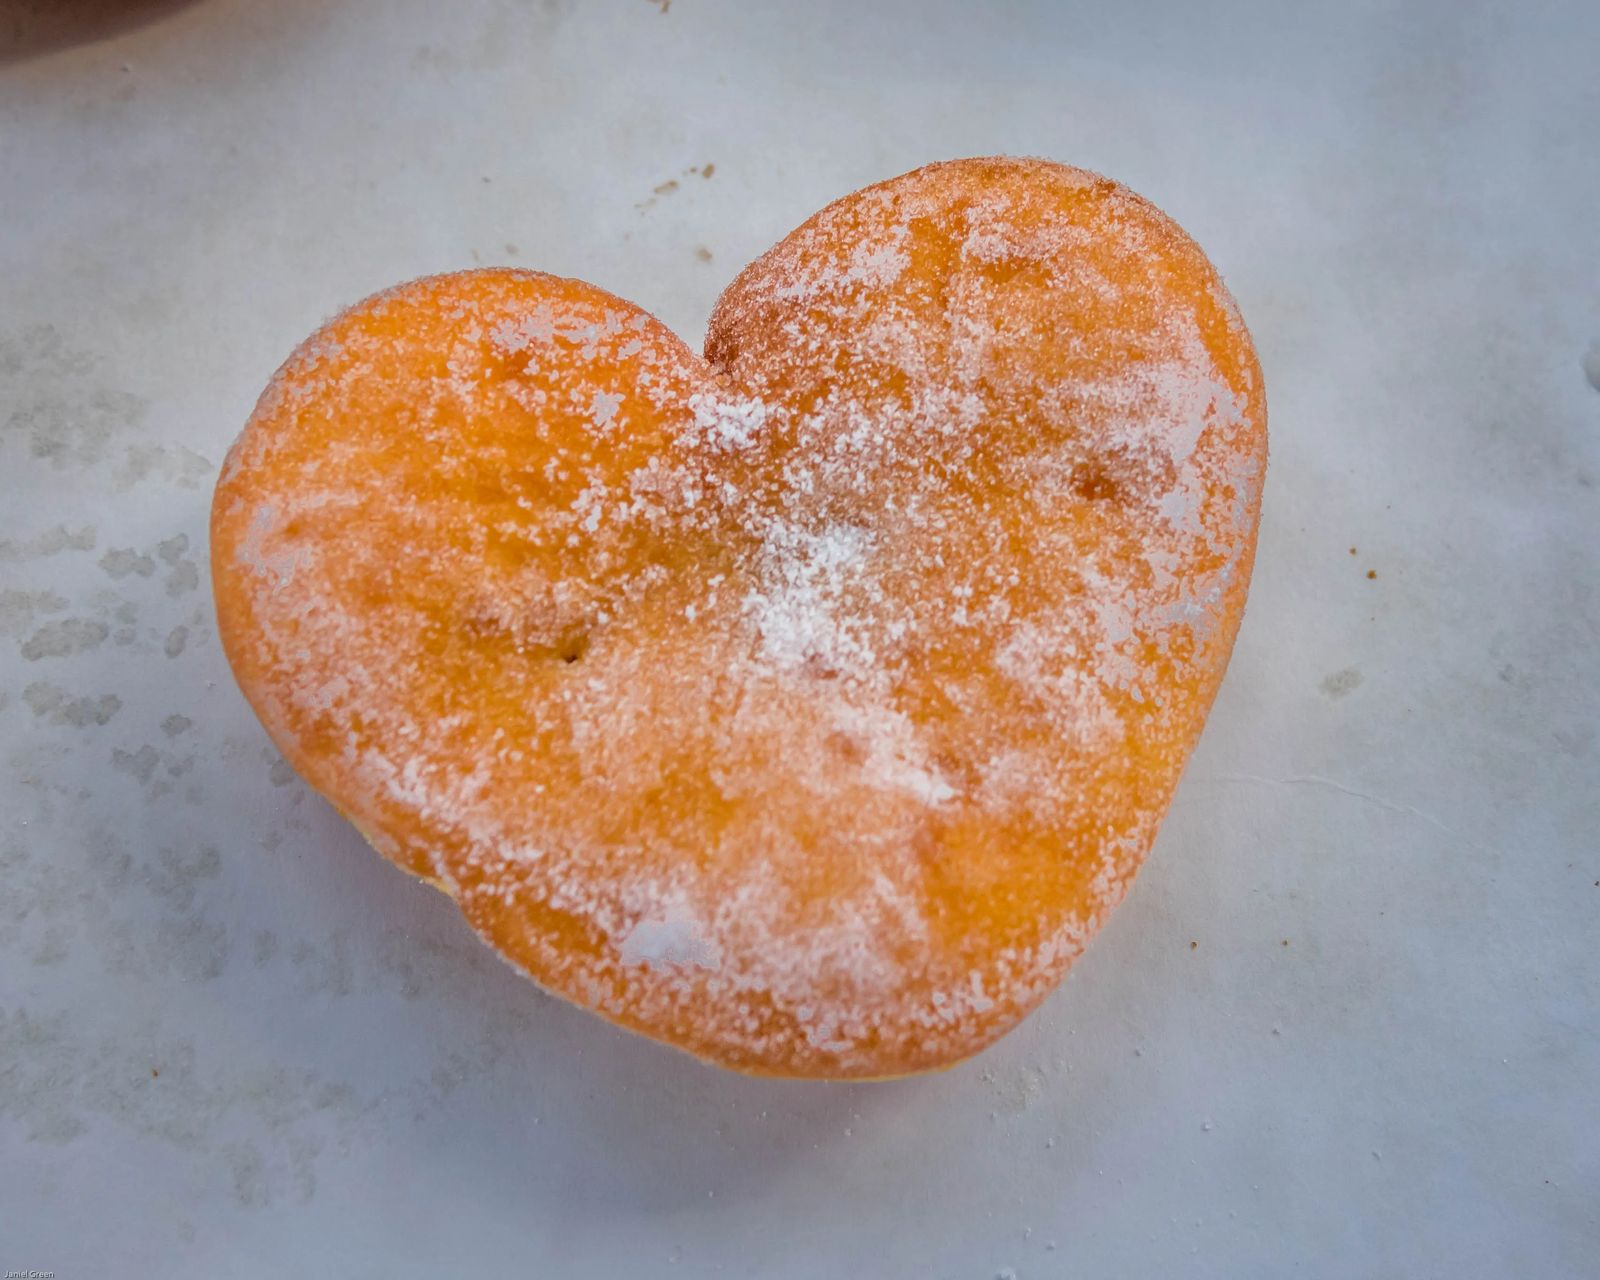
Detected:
left=212, top=158, right=1265, bottom=1078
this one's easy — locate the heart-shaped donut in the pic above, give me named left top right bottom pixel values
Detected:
left=212, top=157, right=1265, bottom=1078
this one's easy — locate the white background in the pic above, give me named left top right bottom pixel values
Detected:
left=2, top=1, right=1596, bottom=1276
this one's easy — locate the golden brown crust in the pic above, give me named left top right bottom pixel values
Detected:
left=212, top=158, right=1265, bottom=1077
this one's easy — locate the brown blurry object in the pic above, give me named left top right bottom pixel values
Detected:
left=0, top=0, right=196, bottom=64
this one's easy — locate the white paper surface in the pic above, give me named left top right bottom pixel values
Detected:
left=2, top=2, right=1596, bottom=1276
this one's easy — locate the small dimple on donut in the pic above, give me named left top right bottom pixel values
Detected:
left=212, top=157, right=1265, bottom=1078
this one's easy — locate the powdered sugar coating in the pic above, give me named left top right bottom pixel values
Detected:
left=211, top=158, right=1266, bottom=1077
